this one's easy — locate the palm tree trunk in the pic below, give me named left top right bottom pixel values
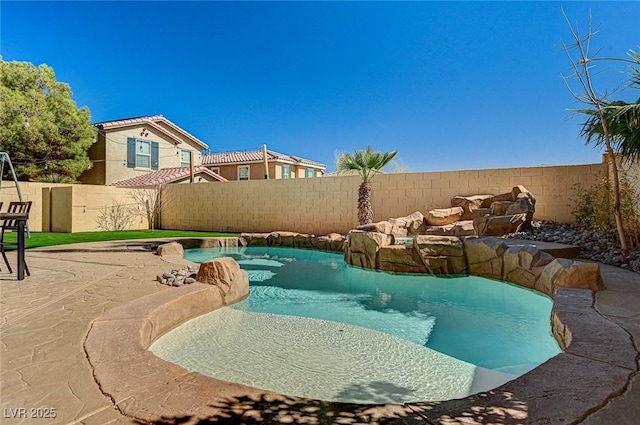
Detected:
left=358, top=182, right=373, bottom=225
left=604, top=149, right=630, bottom=262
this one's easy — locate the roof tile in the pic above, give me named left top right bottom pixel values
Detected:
left=201, top=149, right=325, bottom=168
left=111, top=166, right=227, bottom=187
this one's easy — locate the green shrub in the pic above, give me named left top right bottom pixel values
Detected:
left=570, top=169, right=640, bottom=249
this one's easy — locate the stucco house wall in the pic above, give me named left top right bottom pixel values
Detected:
left=79, top=116, right=207, bottom=186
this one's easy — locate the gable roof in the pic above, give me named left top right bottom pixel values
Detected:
left=93, top=115, right=208, bottom=150
left=201, top=149, right=326, bottom=169
left=111, top=166, right=227, bottom=187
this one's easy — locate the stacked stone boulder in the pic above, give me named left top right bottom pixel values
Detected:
left=360, top=185, right=537, bottom=240
left=343, top=232, right=604, bottom=295
left=240, top=231, right=346, bottom=252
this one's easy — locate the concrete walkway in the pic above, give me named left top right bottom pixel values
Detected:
left=1, top=240, right=639, bottom=424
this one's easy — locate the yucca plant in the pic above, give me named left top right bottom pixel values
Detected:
left=337, top=146, right=397, bottom=225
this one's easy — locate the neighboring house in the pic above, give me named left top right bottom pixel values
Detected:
left=201, top=149, right=326, bottom=181
left=111, top=166, right=227, bottom=187
left=80, top=115, right=209, bottom=186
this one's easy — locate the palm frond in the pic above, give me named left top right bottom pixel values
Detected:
left=336, top=146, right=398, bottom=183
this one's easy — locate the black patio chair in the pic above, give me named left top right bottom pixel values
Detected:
left=0, top=201, right=32, bottom=275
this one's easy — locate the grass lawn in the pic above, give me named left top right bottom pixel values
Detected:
left=1, top=229, right=240, bottom=250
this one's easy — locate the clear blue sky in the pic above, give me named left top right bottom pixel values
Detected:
left=1, top=1, right=639, bottom=172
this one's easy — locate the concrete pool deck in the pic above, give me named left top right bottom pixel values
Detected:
left=0, top=239, right=639, bottom=425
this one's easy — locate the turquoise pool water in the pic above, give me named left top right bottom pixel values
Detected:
left=151, top=246, right=560, bottom=403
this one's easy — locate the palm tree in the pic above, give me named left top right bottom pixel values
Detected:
left=337, top=146, right=397, bottom=225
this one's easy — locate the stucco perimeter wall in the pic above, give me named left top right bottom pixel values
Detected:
left=0, top=181, right=72, bottom=232
left=161, top=163, right=608, bottom=235
left=1, top=181, right=150, bottom=233
left=49, top=184, right=149, bottom=232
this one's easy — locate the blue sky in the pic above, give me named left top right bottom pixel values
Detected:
left=1, top=1, right=639, bottom=172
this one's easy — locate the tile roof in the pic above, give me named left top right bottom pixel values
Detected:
left=201, top=149, right=326, bottom=169
left=111, top=166, right=227, bottom=187
left=93, top=115, right=208, bottom=150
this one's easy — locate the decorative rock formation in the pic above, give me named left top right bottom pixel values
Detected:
left=502, top=245, right=555, bottom=289
left=414, top=235, right=466, bottom=274
left=464, top=237, right=508, bottom=280
left=157, top=265, right=199, bottom=286
left=293, top=233, right=315, bottom=249
left=378, top=245, right=427, bottom=273
left=451, top=194, right=493, bottom=213
left=156, top=242, right=184, bottom=257
left=423, top=220, right=475, bottom=237
left=267, top=231, right=297, bottom=247
left=389, top=211, right=428, bottom=237
left=344, top=230, right=394, bottom=269
left=240, top=232, right=345, bottom=252
left=356, top=221, right=393, bottom=234
left=240, top=233, right=270, bottom=246
left=536, top=258, right=605, bottom=296
left=473, top=213, right=529, bottom=237
left=344, top=233, right=605, bottom=294
left=196, top=257, right=249, bottom=304
left=313, top=233, right=346, bottom=251
left=426, top=207, right=464, bottom=226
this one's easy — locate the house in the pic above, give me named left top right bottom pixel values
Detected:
left=200, top=149, right=326, bottom=181
left=79, top=115, right=210, bottom=186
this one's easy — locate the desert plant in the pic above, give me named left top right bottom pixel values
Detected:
left=571, top=169, right=640, bottom=249
left=560, top=10, right=636, bottom=261
left=336, top=146, right=397, bottom=225
left=128, top=185, right=164, bottom=230
left=96, top=200, right=134, bottom=231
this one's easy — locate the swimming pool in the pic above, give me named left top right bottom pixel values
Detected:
left=150, top=246, right=560, bottom=404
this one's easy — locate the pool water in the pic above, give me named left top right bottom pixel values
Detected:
left=150, top=246, right=560, bottom=404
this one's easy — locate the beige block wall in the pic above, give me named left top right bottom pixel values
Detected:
left=50, top=185, right=150, bottom=232
left=160, top=163, right=609, bottom=235
left=1, top=181, right=151, bottom=233
left=0, top=181, right=73, bottom=232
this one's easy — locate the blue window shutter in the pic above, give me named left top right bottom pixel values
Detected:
left=151, top=142, right=159, bottom=170
left=127, top=138, right=136, bottom=168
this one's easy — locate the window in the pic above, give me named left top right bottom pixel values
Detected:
left=282, top=165, right=291, bottom=179
left=180, top=150, right=191, bottom=168
left=305, top=169, right=316, bottom=178
left=127, top=137, right=158, bottom=170
left=211, top=167, right=220, bottom=175
left=238, top=165, right=250, bottom=181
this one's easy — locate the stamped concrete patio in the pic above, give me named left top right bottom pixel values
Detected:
left=0, top=239, right=639, bottom=425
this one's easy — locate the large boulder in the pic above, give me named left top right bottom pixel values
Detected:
left=357, top=221, right=393, bottom=234
left=388, top=211, right=428, bottom=237
left=536, top=259, right=605, bottom=297
left=451, top=195, right=493, bottom=213
left=267, top=231, right=297, bottom=247
left=424, top=220, right=475, bottom=237
left=156, top=242, right=184, bottom=257
left=196, top=257, right=249, bottom=304
left=293, top=233, right=315, bottom=249
left=426, top=207, right=464, bottom=226
left=344, top=230, right=394, bottom=269
left=414, top=235, right=466, bottom=274
left=502, top=245, right=555, bottom=289
left=489, top=201, right=513, bottom=216
left=378, top=245, right=427, bottom=273
left=240, top=233, right=270, bottom=246
left=464, top=237, right=508, bottom=280
left=506, top=192, right=537, bottom=230
left=314, top=233, right=345, bottom=251
left=461, top=208, right=490, bottom=221
left=473, top=213, right=528, bottom=237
